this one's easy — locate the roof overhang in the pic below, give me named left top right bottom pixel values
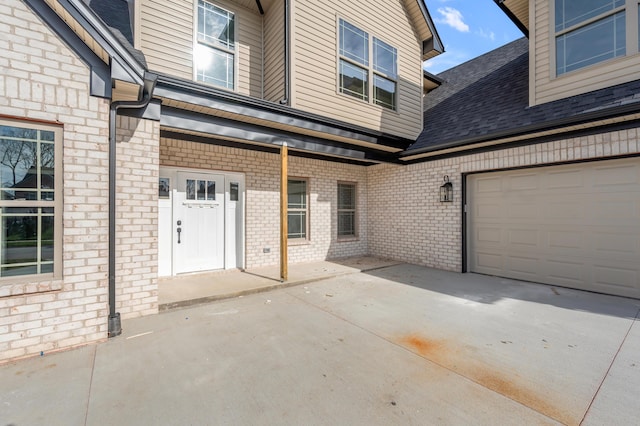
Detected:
left=158, top=109, right=396, bottom=165
left=423, top=71, right=443, bottom=93
left=408, top=0, right=445, bottom=60
left=26, top=0, right=148, bottom=100
left=153, top=73, right=411, bottom=156
left=494, top=0, right=529, bottom=37
left=402, top=104, right=640, bottom=162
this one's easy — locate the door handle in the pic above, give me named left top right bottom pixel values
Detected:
left=177, top=227, right=182, bottom=244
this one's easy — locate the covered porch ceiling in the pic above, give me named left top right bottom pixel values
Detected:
left=142, top=73, right=411, bottom=166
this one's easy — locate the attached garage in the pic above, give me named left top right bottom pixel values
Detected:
left=467, top=157, right=640, bottom=298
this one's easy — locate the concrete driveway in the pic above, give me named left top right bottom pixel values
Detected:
left=2, top=264, right=639, bottom=425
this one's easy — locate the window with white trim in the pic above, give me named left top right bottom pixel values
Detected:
left=195, top=0, right=235, bottom=90
left=287, top=179, right=308, bottom=240
left=338, top=19, right=398, bottom=110
left=0, top=119, right=61, bottom=279
left=555, top=0, right=640, bottom=75
left=337, top=182, right=356, bottom=238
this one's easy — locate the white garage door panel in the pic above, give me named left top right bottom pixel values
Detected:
left=468, top=157, right=640, bottom=298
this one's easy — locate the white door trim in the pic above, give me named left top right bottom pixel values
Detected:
left=157, top=166, right=246, bottom=276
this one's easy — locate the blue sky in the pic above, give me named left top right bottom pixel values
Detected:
left=423, top=0, right=524, bottom=74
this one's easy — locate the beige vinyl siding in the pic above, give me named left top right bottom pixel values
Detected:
left=291, top=0, right=424, bottom=139
left=140, top=0, right=193, bottom=79
left=532, top=0, right=640, bottom=106
left=263, top=0, right=286, bottom=102
left=139, top=0, right=263, bottom=97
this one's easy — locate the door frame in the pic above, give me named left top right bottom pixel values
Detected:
left=158, top=166, right=246, bottom=276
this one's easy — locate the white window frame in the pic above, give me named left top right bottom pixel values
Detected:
left=337, top=181, right=357, bottom=239
left=337, top=17, right=399, bottom=111
left=194, top=0, right=238, bottom=91
left=287, top=178, right=309, bottom=241
left=552, top=0, right=640, bottom=77
left=0, top=118, right=63, bottom=282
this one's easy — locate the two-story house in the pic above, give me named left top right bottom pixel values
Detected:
left=1, top=0, right=639, bottom=363
left=0, top=0, right=442, bottom=361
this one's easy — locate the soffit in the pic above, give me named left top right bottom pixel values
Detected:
left=113, top=80, right=142, bottom=102
left=224, top=0, right=275, bottom=14
left=44, top=0, right=109, bottom=63
left=404, top=0, right=444, bottom=59
left=160, top=129, right=381, bottom=165
left=159, top=97, right=402, bottom=153
left=500, top=0, right=529, bottom=32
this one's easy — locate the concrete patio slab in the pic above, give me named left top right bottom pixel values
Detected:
left=158, top=256, right=402, bottom=310
left=1, top=264, right=639, bottom=425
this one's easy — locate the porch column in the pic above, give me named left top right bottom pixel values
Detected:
left=280, top=142, right=288, bottom=281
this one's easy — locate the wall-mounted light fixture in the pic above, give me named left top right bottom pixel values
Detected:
left=439, top=175, right=453, bottom=202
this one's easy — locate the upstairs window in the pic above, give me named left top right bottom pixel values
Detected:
left=338, top=19, right=398, bottom=110
left=555, top=0, right=628, bottom=75
left=195, top=1, right=235, bottom=90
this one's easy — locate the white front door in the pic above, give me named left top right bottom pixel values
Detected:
left=173, top=172, right=225, bottom=274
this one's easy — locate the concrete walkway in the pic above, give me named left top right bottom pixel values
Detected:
left=2, top=264, right=639, bottom=425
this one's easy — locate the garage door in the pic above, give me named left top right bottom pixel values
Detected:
left=467, top=157, right=640, bottom=298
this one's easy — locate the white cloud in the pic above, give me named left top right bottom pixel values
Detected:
left=477, top=28, right=496, bottom=41
left=436, top=7, right=470, bottom=32
left=423, top=48, right=472, bottom=74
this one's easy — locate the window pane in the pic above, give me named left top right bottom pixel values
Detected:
left=1, top=265, right=37, bottom=277
left=41, top=142, right=54, bottom=196
left=374, top=75, right=397, bottom=110
left=195, top=44, right=234, bottom=89
left=288, top=180, right=307, bottom=209
left=0, top=139, right=37, bottom=194
left=0, top=126, right=37, bottom=139
left=186, top=179, right=196, bottom=200
left=556, top=0, right=624, bottom=31
left=339, top=19, right=369, bottom=66
left=41, top=215, right=54, bottom=262
left=198, top=0, right=235, bottom=50
left=287, top=211, right=306, bottom=239
left=230, top=182, right=239, bottom=201
left=338, top=211, right=355, bottom=237
left=0, top=126, right=55, bottom=201
left=338, top=184, right=356, bottom=210
left=556, top=11, right=626, bottom=75
left=159, top=178, right=170, bottom=199
left=373, top=38, right=397, bottom=79
left=207, top=181, right=216, bottom=200
left=340, top=60, right=369, bottom=101
left=197, top=180, right=206, bottom=200
left=2, top=215, right=38, bottom=265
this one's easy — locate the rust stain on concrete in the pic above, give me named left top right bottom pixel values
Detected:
left=398, top=333, right=575, bottom=425
left=399, top=334, right=447, bottom=359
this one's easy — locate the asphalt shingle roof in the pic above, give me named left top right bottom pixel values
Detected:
left=409, top=38, right=640, bottom=154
